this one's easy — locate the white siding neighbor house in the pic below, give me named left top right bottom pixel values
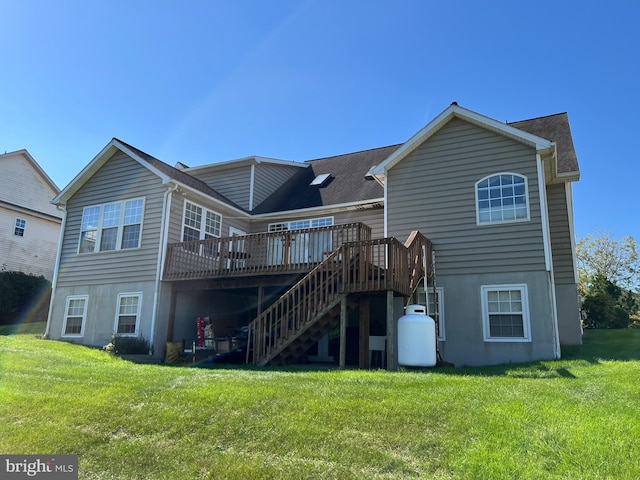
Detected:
left=0, top=150, right=62, bottom=281
left=46, top=103, right=582, bottom=368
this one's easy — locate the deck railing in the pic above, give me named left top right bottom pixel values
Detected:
left=246, top=231, right=432, bottom=365
left=163, top=222, right=371, bottom=281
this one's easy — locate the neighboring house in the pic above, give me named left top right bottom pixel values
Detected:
left=45, top=103, right=582, bottom=367
left=0, top=150, right=62, bottom=281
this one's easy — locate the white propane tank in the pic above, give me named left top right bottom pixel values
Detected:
left=397, top=304, right=437, bottom=367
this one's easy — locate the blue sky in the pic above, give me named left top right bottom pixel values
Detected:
left=1, top=0, right=638, bottom=242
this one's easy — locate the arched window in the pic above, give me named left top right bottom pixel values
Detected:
left=476, top=173, right=529, bottom=224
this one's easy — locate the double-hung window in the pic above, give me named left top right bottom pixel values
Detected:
left=79, top=198, right=145, bottom=253
left=476, top=173, right=529, bottom=224
left=115, top=293, right=142, bottom=336
left=182, top=201, right=222, bottom=257
left=14, top=218, right=26, bottom=237
left=182, top=201, right=222, bottom=241
left=481, top=284, right=531, bottom=342
left=62, top=295, right=88, bottom=337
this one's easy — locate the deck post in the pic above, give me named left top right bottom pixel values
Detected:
left=257, top=286, right=264, bottom=317
left=386, top=290, right=397, bottom=370
left=339, top=295, right=347, bottom=369
left=358, top=297, right=370, bottom=369
left=166, top=287, right=178, bottom=342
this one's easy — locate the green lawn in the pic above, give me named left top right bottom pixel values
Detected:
left=1, top=326, right=639, bottom=479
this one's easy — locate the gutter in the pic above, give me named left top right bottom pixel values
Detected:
left=536, top=153, right=561, bottom=359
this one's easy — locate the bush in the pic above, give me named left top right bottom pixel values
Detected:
left=583, top=292, right=630, bottom=329
left=104, top=335, right=150, bottom=355
left=0, top=271, right=51, bottom=325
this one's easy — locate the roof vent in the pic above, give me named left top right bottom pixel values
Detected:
left=310, top=173, right=331, bottom=187
left=365, top=166, right=376, bottom=180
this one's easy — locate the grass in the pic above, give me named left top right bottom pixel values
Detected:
left=1, top=326, right=639, bottom=479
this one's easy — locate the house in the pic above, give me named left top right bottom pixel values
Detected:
left=0, top=150, right=62, bottom=281
left=45, top=103, right=582, bottom=367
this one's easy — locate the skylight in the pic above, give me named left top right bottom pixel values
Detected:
left=310, top=173, right=331, bottom=187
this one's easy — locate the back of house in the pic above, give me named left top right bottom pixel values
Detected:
left=46, top=103, right=582, bottom=367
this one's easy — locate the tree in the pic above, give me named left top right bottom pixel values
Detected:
left=576, top=229, right=639, bottom=296
left=581, top=273, right=630, bottom=328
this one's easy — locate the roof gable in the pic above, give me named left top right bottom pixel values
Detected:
left=0, top=149, right=60, bottom=193
left=371, top=103, right=555, bottom=183
left=252, top=145, right=397, bottom=214
left=53, top=138, right=245, bottom=212
left=0, top=149, right=62, bottom=219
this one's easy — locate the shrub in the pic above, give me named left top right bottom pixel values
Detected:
left=104, top=335, right=150, bottom=355
left=583, top=292, right=630, bottom=329
left=0, top=271, right=51, bottom=325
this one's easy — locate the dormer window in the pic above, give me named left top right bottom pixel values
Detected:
left=310, top=173, right=331, bottom=187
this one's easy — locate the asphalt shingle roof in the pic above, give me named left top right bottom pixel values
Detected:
left=508, top=113, right=579, bottom=175
left=114, top=138, right=247, bottom=212
left=252, top=144, right=399, bottom=214
left=114, top=110, right=578, bottom=215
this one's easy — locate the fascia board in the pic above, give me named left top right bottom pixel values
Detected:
left=52, top=139, right=173, bottom=206
left=183, top=156, right=306, bottom=174
left=52, top=140, right=121, bottom=206
left=372, top=104, right=555, bottom=180
left=252, top=198, right=385, bottom=219
left=16, top=149, right=61, bottom=193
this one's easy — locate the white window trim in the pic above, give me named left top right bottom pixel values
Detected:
left=481, top=284, right=531, bottom=342
left=182, top=200, right=222, bottom=241
left=14, top=217, right=26, bottom=237
left=114, top=292, right=142, bottom=337
left=475, top=172, right=530, bottom=226
left=417, top=285, right=445, bottom=341
left=61, top=295, right=88, bottom=338
left=268, top=216, right=334, bottom=232
left=78, top=197, right=146, bottom=254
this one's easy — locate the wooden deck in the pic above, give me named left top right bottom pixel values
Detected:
left=163, top=223, right=371, bottom=281
left=163, top=222, right=432, bottom=367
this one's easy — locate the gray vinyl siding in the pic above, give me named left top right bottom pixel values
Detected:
left=56, top=152, right=165, bottom=286
left=252, top=164, right=304, bottom=209
left=191, top=165, right=252, bottom=210
left=547, top=183, right=576, bottom=284
left=332, top=207, right=384, bottom=239
left=386, top=117, right=546, bottom=276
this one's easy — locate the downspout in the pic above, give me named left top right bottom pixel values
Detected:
left=45, top=204, right=67, bottom=338
left=536, top=153, right=561, bottom=359
left=149, top=183, right=178, bottom=355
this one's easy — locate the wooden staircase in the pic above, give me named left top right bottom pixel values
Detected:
left=246, top=232, right=432, bottom=367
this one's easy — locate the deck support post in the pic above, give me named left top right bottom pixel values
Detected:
left=257, top=286, right=264, bottom=317
left=386, top=290, right=398, bottom=370
left=358, top=297, right=370, bottom=369
left=166, top=288, right=178, bottom=342
left=339, top=295, right=347, bottom=369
